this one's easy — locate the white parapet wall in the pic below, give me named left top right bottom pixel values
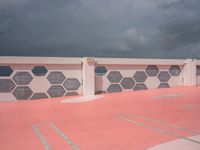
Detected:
left=0, top=57, right=83, bottom=101
left=94, top=58, right=185, bottom=94
left=0, top=56, right=199, bottom=101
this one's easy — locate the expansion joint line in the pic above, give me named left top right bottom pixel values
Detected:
left=118, top=114, right=200, bottom=145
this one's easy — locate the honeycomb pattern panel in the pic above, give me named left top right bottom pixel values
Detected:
left=158, top=83, right=170, bottom=88
left=0, top=63, right=83, bottom=101
left=134, top=84, right=147, bottom=91
left=145, top=65, right=159, bottom=77
left=13, top=86, right=33, bottom=100
left=95, top=66, right=107, bottom=75
left=65, top=92, right=79, bottom=96
left=169, top=65, right=181, bottom=76
left=31, top=93, right=49, bottom=100
left=63, top=78, right=81, bottom=91
left=107, top=71, right=123, bottom=83
left=47, top=85, right=66, bottom=98
left=0, top=66, right=13, bottom=76
left=157, top=71, right=171, bottom=82
left=96, top=64, right=183, bottom=94
left=107, top=84, right=122, bottom=93
left=13, top=72, right=33, bottom=85
left=120, top=77, right=135, bottom=89
left=0, top=79, right=16, bottom=92
left=47, top=72, right=65, bottom=84
left=133, top=71, right=147, bottom=82
left=32, top=66, right=48, bottom=76
left=197, top=65, right=200, bottom=76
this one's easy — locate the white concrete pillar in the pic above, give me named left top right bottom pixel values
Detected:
left=182, top=59, right=196, bottom=86
left=82, top=57, right=96, bottom=95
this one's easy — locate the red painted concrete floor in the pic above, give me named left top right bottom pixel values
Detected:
left=0, top=87, right=200, bottom=150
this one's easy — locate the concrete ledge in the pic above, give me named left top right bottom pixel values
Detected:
left=0, top=56, right=82, bottom=65
left=95, top=58, right=185, bottom=65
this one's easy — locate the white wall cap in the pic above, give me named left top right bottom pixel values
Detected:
left=0, top=56, right=82, bottom=65
left=95, top=58, right=185, bottom=65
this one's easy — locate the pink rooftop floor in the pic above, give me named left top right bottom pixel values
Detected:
left=0, top=86, right=200, bottom=150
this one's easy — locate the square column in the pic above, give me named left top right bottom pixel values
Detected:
left=182, top=59, right=196, bottom=86
left=82, top=57, right=96, bottom=95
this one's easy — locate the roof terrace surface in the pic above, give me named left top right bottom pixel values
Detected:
left=0, top=86, right=200, bottom=150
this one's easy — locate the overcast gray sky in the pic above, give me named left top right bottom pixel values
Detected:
left=0, top=0, right=200, bottom=58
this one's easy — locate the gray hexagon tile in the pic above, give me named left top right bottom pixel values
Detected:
left=134, top=84, right=147, bottom=91
left=158, top=83, right=170, bottom=88
left=32, top=66, right=48, bottom=76
left=120, top=77, right=135, bottom=89
left=169, top=65, right=181, bottom=76
left=13, top=72, right=33, bottom=85
left=47, top=85, right=66, bottom=98
left=197, top=65, right=200, bottom=76
left=63, top=78, right=81, bottom=91
left=0, top=66, right=13, bottom=76
left=95, top=91, right=107, bottom=94
left=145, top=65, right=159, bottom=77
left=65, top=92, right=79, bottom=96
left=47, top=72, right=65, bottom=84
left=31, top=93, right=49, bottom=100
left=107, top=84, right=122, bottom=93
left=0, top=79, right=16, bottom=92
left=133, top=71, right=147, bottom=82
left=13, top=86, right=33, bottom=100
left=158, top=71, right=171, bottom=82
left=95, top=66, right=107, bottom=75
left=107, top=71, right=123, bottom=83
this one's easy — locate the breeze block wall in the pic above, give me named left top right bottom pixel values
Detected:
left=0, top=57, right=82, bottom=101
left=95, top=65, right=183, bottom=94
left=94, top=58, right=183, bottom=94
left=0, top=57, right=199, bottom=101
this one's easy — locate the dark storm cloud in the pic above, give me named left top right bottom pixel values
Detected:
left=110, top=0, right=200, bottom=58
left=0, top=0, right=200, bottom=58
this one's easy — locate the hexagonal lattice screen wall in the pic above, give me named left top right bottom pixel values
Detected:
left=120, top=77, right=135, bottom=89
left=63, top=78, right=81, bottom=91
left=95, top=65, right=182, bottom=94
left=169, top=65, right=181, bottom=76
left=0, top=79, right=16, bottom=92
left=0, top=66, right=13, bottom=76
left=13, top=86, right=33, bottom=100
left=32, top=66, right=48, bottom=76
left=158, top=83, right=170, bottom=88
left=95, top=66, right=107, bottom=75
left=145, top=65, right=159, bottom=77
left=107, top=71, right=123, bottom=83
left=133, top=71, right=147, bottom=82
left=107, top=84, right=122, bottom=93
left=0, top=62, right=183, bottom=100
left=47, top=72, right=65, bottom=84
left=157, top=71, right=171, bottom=82
left=65, top=92, right=79, bottom=96
left=134, top=84, right=147, bottom=91
left=0, top=64, right=82, bottom=101
left=13, top=72, right=33, bottom=85
left=31, top=93, right=49, bottom=100
left=47, top=85, right=66, bottom=97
